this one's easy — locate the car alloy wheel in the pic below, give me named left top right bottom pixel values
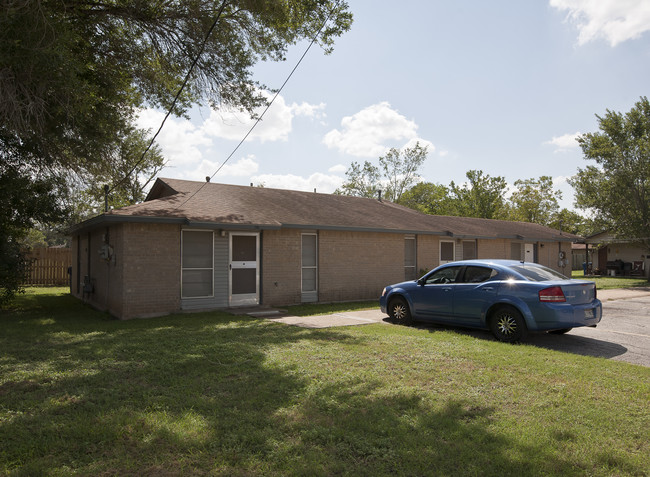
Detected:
left=389, top=297, right=412, bottom=325
left=490, top=306, right=527, bottom=342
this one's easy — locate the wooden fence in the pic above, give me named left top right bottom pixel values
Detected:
left=24, top=247, right=72, bottom=286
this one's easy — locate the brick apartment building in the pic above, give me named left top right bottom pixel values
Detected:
left=70, top=178, right=579, bottom=319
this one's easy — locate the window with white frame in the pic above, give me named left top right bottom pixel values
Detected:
left=181, top=230, right=214, bottom=298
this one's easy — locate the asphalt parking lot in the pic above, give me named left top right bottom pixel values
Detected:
left=267, top=288, right=650, bottom=367
left=520, top=294, right=650, bottom=367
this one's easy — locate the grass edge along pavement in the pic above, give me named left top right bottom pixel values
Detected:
left=0, top=288, right=648, bottom=476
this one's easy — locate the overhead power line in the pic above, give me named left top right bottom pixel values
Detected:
left=174, top=0, right=342, bottom=210
left=107, top=0, right=229, bottom=198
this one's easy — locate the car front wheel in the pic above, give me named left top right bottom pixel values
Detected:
left=389, top=297, right=413, bottom=325
left=490, top=306, right=527, bottom=343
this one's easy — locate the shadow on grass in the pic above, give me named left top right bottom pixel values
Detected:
left=0, top=292, right=633, bottom=475
left=393, top=319, right=628, bottom=361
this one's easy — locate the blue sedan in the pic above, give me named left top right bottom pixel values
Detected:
left=380, top=259, right=602, bottom=342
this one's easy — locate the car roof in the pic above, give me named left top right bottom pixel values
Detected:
left=442, top=259, right=529, bottom=266
left=439, top=259, right=547, bottom=271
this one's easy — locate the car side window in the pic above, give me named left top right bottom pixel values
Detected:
left=462, top=266, right=496, bottom=284
left=424, top=266, right=462, bottom=285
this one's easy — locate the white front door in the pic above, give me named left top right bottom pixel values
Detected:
left=229, top=233, right=259, bottom=306
left=524, top=243, right=535, bottom=263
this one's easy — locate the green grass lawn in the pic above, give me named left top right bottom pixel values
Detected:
left=572, top=270, right=649, bottom=289
left=1, top=288, right=649, bottom=476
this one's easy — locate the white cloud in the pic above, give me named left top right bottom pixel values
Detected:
left=545, top=131, right=581, bottom=151
left=291, top=101, right=327, bottom=119
left=328, top=164, right=348, bottom=173
left=553, top=175, right=571, bottom=187
left=401, top=138, right=436, bottom=155
left=201, top=91, right=325, bottom=143
left=323, top=102, right=421, bottom=157
left=136, top=109, right=211, bottom=166
left=250, top=172, right=344, bottom=193
left=550, top=0, right=650, bottom=46
left=175, top=156, right=260, bottom=182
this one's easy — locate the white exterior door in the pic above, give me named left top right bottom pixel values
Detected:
left=524, top=243, right=535, bottom=263
left=229, top=233, right=259, bottom=306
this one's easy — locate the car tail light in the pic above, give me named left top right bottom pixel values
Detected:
left=539, top=286, right=566, bottom=302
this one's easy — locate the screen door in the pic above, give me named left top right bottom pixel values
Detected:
left=229, top=233, right=259, bottom=306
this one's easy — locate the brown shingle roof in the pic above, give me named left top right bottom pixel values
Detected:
left=79, top=177, right=577, bottom=241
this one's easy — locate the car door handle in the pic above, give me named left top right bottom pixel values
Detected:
left=482, top=287, right=494, bottom=292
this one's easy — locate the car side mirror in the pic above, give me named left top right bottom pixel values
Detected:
left=417, top=278, right=425, bottom=286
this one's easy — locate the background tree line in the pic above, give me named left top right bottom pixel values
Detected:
left=337, top=94, right=650, bottom=244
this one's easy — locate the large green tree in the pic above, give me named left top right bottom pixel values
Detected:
left=398, top=182, right=455, bottom=215
left=336, top=143, right=429, bottom=201
left=1, top=0, right=352, bottom=169
left=75, top=126, right=167, bottom=218
left=0, top=162, right=67, bottom=304
left=379, top=142, right=429, bottom=202
left=448, top=170, right=508, bottom=219
left=508, top=176, right=561, bottom=226
left=570, top=97, right=650, bottom=249
left=335, top=160, right=382, bottom=199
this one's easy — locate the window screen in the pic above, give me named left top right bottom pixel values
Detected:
left=302, top=234, right=317, bottom=292
left=462, top=240, right=476, bottom=260
left=405, top=236, right=416, bottom=280
left=182, top=230, right=213, bottom=298
left=441, top=241, right=454, bottom=261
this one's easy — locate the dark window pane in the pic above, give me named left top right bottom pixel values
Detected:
left=302, top=235, right=317, bottom=267
left=302, top=268, right=317, bottom=292
left=182, top=270, right=213, bottom=297
left=232, top=268, right=256, bottom=294
left=441, top=242, right=454, bottom=261
left=463, top=266, right=494, bottom=283
left=183, top=231, right=213, bottom=268
left=232, top=235, right=256, bottom=262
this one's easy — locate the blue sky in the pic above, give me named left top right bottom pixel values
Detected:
left=137, top=0, right=650, bottom=210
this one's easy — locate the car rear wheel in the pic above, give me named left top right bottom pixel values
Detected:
left=389, top=297, right=413, bottom=325
left=548, top=328, right=572, bottom=335
left=490, top=306, right=527, bottom=343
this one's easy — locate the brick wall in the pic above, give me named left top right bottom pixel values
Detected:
left=261, top=229, right=407, bottom=306
left=261, top=229, right=302, bottom=305
left=120, top=222, right=181, bottom=319
left=71, top=225, right=125, bottom=316
left=72, top=221, right=576, bottom=316
left=416, top=234, right=438, bottom=274
left=318, top=230, right=404, bottom=303
left=72, top=222, right=181, bottom=319
left=477, top=238, right=510, bottom=260
left=476, top=238, right=572, bottom=274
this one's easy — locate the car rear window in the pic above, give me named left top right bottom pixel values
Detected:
left=509, top=264, right=568, bottom=281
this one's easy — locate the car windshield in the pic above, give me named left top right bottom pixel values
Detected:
left=509, top=264, right=568, bottom=281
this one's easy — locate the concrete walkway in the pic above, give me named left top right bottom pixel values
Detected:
left=262, top=287, right=650, bottom=329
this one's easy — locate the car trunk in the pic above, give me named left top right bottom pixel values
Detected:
left=560, top=282, right=597, bottom=305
